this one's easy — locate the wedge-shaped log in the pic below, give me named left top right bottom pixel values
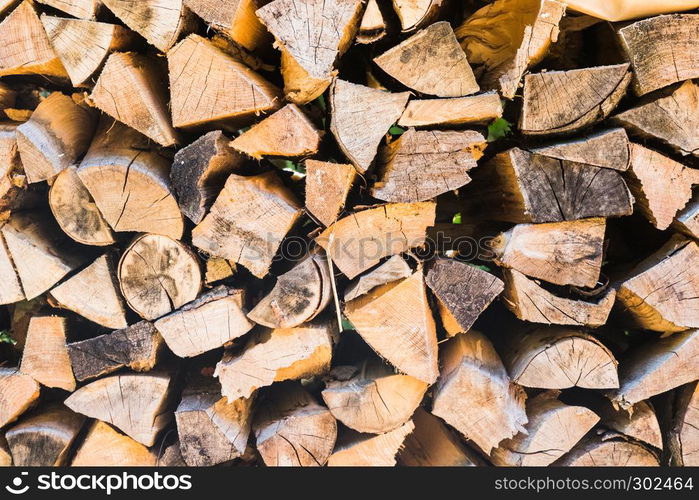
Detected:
left=305, top=160, right=356, bottom=227
left=155, top=286, right=253, bottom=358
left=611, top=329, right=699, bottom=409
left=192, top=171, right=302, bottom=278
left=184, top=0, right=267, bottom=50
left=256, top=0, right=364, bottom=104
left=36, top=0, right=100, bottom=19
left=0, top=1, right=68, bottom=78
left=205, top=257, right=236, bottom=284
left=0, top=368, right=40, bottom=428
left=492, top=392, right=599, bottom=466
left=503, top=326, right=618, bottom=390
left=68, top=321, right=163, bottom=382
left=65, top=371, right=174, bottom=447
left=456, top=0, right=566, bottom=98
left=392, top=0, right=442, bottom=32
left=316, top=202, right=435, bottom=279
left=230, top=104, right=321, bottom=159
left=593, top=399, right=662, bottom=452
left=372, top=129, right=485, bottom=203
left=72, top=421, right=157, bottom=466
left=248, top=254, right=330, bottom=329
left=344, top=255, right=412, bottom=302
left=21, top=316, right=75, bottom=391
left=398, top=408, right=484, bottom=466
left=119, top=234, right=202, bottom=321
left=171, top=130, right=244, bottom=224
left=357, top=0, right=386, bottom=44
left=617, top=14, right=699, bottom=96
left=327, top=420, right=414, bottom=466
left=664, top=382, right=699, bottom=466
left=215, top=319, right=335, bottom=400
left=503, top=269, right=616, bottom=327
left=0, top=123, right=27, bottom=226
left=168, top=34, right=281, bottom=130
left=532, top=128, right=630, bottom=171
left=49, top=167, right=115, bottom=246
left=78, top=120, right=183, bottom=239
left=102, top=0, right=193, bottom=51
left=554, top=433, right=659, bottom=466
left=41, top=16, right=136, bottom=87
left=616, top=238, right=699, bottom=332
left=374, top=22, right=478, bottom=98
left=254, top=383, right=337, bottom=466
left=330, top=80, right=410, bottom=173
left=398, top=92, right=502, bottom=128
left=322, top=361, right=427, bottom=434
left=0, top=231, right=24, bottom=305
left=176, top=377, right=253, bottom=466
left=425, top=258, right=503, bottom=336
left=6, top=406, right=84, bottom=466
left=50, top=254, right=127, bottom=329
left=344, top=272, right=438, bottom=384
left=493, top=218, right=605, bottom=288
left=91, top=52, right=178, bottom=147
left=520, top=64, right=631, bottom=136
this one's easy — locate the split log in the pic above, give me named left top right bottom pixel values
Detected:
left=519, top=64, right=632, bottom=136
left=625, top=143, right=699, bottom=230
left=473, top=148, right=633, bottom=223
left=20, top=316, right=75, bottom=392
left=41, top=16, right=135, bottom=88
left=50, top=254, right=128, bottom=329
left=344, top=272, right=438, bottom=384
left=316, top=202, right=435, bottom=279
left=322, top=361, right=427, bottom=434
left=6, top=406, right=84, bottom=466
left=68, top=321, right=163, bottom=382
left=78, top=120, right=183, bottom=239
left=248, top=254, right=330, bottom=328
left=327, top=420, right=414, bottom=466
left=593, top=400, right=663, bottom=451
left=425, top=257, right=504, bottom=336
left=356, top=0, right=386, bottom=44
left=167, top=34, right=281, bottom=130
left=0, top=231, right=24, bottom=305
left=456, top=0, right=566, bottom=98
left=215, top=319, right=335, bottom=400
left=204, top=257, right=236, bottom=284
left=664, top=382, right=699, bottom=466
left=532, top=128, right=630, bottom=171
left=154, top=286, right=253, bottom=358
left=48, top=166, right=115, bottom=247
left=610, top=329, right=699, bottom=409
left=503, top=326, right=618, bottom=390
left=175, top=377, right=253, bottom=466
left=391, top=0, right=442, bottom=32
left=16, top=92, right=96, bottom=184
left=65, top=372, right=174, bottom=446
left=374, top=22, right=478, bottom=98
left=192, top=171, right=302, bottom=278
left=256, top=0, right=364, bottom=104
left=675, top=196, right=699, bottom=240
left=554, top=433, right=659, bottom=466
left=305, top=160, right=356, bottom=227
left=171, top=130, right=244, bottom=225
left=230, top=104, right=321, bottom=159
left=344, top=255, right=412, bottom=301
left=0, top=434, right=10, bottom=466
left=36, top=0, right=100, bottom=19
left=184, top=0, right=267, bottom=51
left=492, top=392, right=599, bottom=466
left=1, top=213, right=83, bottom=299
left=0, top=124, right=27, bottom=225
left=371, top=129, right=485, bottom=203
left=617, top=14, right=699, bottom=96
left=397, top=92, right=503, bottom=128
left=492, top=218, right=605, bottom=288
left=0, top=1, right=68, bottom=78
left=118, top=234, right=202, bottom=321
left=616, top=238, right=699, bottom=332
left=398, top=408, right=483, bottom=466
left=90, top=52, right=178, bottom=147
left=254, top=383, right=337, bottom=466
left=431, top=331, right=527, bottom=454
left=329, top=79, right=410, bottom=173
left=0, top=368, right=40, bottom=428
left=503, top=269, right=616, bottom=327
left=72, top=421, right=157, bottom=466
left=102, top=0, right=193, bottom=51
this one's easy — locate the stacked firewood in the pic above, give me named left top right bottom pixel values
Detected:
left=0, top=0, right=697, bottom=467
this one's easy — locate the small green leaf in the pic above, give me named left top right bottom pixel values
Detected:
left=0, top=330, right=16, bottom=345
left=271, top=159, right=306, bottom=175
left=452, top=212, right=462, bottom=224
left=487, top=117, right=512, bottom=142
left=469, top=263, right=492, bottom=272
left=388, top=124, right=406, bottom=137
left=341, top=315, right=355, bottom=331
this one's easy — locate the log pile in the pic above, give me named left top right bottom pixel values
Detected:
left=0, top=0, right=698, bottom=468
